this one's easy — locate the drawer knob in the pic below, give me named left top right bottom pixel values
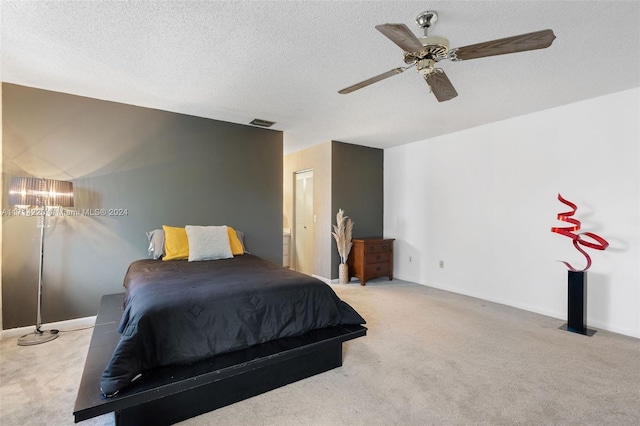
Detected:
left=376, top=255, right=381, bottom=260
left=382, top=245, right=387, bottom=250
left=376, top=266, right=381, bottom=271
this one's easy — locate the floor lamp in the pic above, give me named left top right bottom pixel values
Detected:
left=8, top=176, right=74, bottom=346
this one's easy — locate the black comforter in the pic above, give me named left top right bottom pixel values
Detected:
left=100, top=255, right=365, bottom=396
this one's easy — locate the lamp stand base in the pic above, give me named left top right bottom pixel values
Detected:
left=559, top=323, right=597, bottom=336
left=17, top=329, right=59, bottom=346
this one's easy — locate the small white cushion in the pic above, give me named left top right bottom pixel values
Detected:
left=185, top=225, right=233, bottom=261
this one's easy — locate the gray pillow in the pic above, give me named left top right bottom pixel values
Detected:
left=235, top=230, right=249, bottom=254
left=146, top=229, right=165, bottom=260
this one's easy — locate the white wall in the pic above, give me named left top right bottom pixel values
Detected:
left=384, top=88, right=640, bottom=338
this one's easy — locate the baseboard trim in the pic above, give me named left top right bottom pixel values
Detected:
left=312, top=275, right=361, bottom=285
left=402, top=276, right=640, bottom=339
left=312, top=274, right=331, bottom=284
left=1, top=316, right=97, bottom=340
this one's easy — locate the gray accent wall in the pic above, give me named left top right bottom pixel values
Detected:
left=2, top=83, right=283, bottom=329
left=331, top=141, right=383, bottom=279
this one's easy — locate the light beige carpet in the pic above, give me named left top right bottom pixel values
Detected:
left=1, top=280, right=639, bottom=425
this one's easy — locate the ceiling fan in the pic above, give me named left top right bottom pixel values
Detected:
left=338, top=11, right=556, bottom=102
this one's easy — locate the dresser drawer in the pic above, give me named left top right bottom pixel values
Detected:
left=365, top=243, right=378, bottom=253
left=366, top=252, right=390, bottom=264
left=378, top=241, right=392, bottom=252
left=366, top=242, right=392, bottom=253
left=365, top=262, right=390, bottom=277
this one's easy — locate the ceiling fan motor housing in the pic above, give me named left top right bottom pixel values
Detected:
left=404, top=35, right=450, bottom=75
left=420, top=36, right=450, bottom=60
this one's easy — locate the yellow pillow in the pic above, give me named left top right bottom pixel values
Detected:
left=227, top=226, right=244, bottom=255
left=162, top=225, right=189, bottom=261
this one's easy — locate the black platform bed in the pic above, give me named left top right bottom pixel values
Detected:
left=73, top=293, right=366, bottom=425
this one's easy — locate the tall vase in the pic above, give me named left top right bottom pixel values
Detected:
left=339, top=263, right=349, bottom=284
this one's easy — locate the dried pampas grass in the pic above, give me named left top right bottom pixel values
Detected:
left=332, top=209, right=353, bottom=264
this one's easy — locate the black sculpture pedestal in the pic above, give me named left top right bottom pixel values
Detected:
left=560, top=270, right=596, bottom=336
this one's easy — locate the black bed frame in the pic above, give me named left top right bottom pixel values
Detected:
left=73, top=293, right=367, bottom=425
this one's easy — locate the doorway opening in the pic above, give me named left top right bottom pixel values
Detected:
left=294, top=170, right=313, bottom=275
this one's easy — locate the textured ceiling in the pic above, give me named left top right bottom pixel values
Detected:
left=2, top=1, right=639, bottom=154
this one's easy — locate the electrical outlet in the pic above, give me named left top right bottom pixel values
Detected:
left=439, top=260, right=444, bottom=268
left=409, top=256, right=412, bottom=262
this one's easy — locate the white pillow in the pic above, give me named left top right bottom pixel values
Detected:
left=185, top=225, right=233, bottom=261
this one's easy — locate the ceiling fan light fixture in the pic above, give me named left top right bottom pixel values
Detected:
left=416, top=58, right=436, bottom=74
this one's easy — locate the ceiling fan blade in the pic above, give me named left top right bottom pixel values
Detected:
left=338, top=67, right=405, bottom=94
left=425, top=71, right=458, bottom=102
left=452, top=29, right=556, bottom=61
left=375, top=23, right=425, bottom=53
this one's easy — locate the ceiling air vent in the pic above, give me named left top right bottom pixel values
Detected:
left=249, top=118, right=276, bottom=128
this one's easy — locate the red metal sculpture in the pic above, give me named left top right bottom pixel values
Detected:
left=551, top=194, right=609, bottom=271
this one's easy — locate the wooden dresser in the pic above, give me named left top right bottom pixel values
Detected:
left=348, top=238, right=394, bottom=286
